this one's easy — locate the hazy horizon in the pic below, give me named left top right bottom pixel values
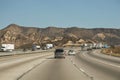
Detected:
left=0, top=23, right=120, bottom=30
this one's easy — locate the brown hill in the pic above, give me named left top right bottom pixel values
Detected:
left=0, top=24, right=120, bottom=48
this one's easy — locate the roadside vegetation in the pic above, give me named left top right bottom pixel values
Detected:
left=101, top=46, right=120, bottom=57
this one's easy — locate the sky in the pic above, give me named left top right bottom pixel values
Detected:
left=0, top=0, right=120, bottom=29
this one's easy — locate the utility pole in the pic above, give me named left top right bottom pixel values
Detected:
left=109, top=28, right=113, bottom=56
left=39, top=30, right=43, bottom=47
left=109, top=29, right=112, bottom=47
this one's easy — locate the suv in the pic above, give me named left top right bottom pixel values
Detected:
left=54, top=49, right=65, bottom=58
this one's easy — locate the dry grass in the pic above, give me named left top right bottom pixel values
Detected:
left=101, top=46, right=120, bottom=57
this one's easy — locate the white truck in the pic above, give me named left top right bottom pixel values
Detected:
left=0, top=44, right=15, bottom=52
left=46, top=44, right=53, bottom=49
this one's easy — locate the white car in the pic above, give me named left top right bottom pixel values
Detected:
left=68, top=50, right=76, bottom=55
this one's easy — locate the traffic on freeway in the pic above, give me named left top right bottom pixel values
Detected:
left=0, top=48, right=120, bottom=80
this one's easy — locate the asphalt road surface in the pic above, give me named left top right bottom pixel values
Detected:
left=0, top=49, right=120, bottom=80
left=0, top=51, right=53, bottom=80
left=73, top=50, right=120, bottom=80
left=19, top=56, right=89, bottom=80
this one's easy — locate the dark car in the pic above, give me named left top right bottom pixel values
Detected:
left=54, top=49, right=65, bottom=58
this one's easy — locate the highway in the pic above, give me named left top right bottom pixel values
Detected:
left=0, top=49, right=120, bottom=80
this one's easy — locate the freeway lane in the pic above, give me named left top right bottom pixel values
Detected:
left=87, top=50, right=120, bottom=66
left=73, top=50, right=120, bottom=80
left=19, top=56, right=89, bottom=80
left=0, top=51, right=53, bottom=80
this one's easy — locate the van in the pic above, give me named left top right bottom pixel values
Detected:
left=54, top=49, right=65, bottom=58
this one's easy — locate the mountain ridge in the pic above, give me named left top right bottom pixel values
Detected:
left=0, top=24, right=120, bottom=48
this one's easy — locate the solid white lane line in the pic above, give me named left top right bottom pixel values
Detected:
left=68, top=57, right=94, bottom=80
left=83, top=53, right=120, bottom=68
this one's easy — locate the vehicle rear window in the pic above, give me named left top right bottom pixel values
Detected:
left=55, top=49, right=64, bottom=52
